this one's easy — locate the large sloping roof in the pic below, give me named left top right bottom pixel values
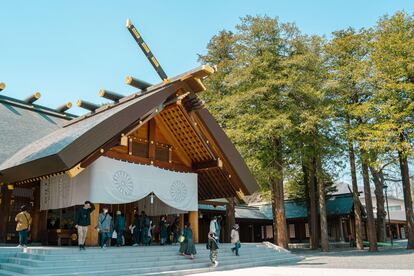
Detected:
left=0, top=84, right=176, bottom=182
left=195, top=109, right=258, bottom=195
left=0, top=95, right=73, bottom=165
left=0, top=66, right=259, bottom=197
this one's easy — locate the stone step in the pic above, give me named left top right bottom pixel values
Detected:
left=6, top=250, right=281, bottom=267
left=0, top=251, right=291, bottom=274
left=23, top=244, right=264, bottom=255
left=15, top=246, right=273, bottom=261
left=0, top=243, right=301, bottom=276
left=0, top=254, right=301, bottom=276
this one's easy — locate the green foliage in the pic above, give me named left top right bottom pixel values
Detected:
left=199, top=12, right=414, bottom=199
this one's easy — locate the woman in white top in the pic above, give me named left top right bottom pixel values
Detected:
left=230, top=224, right=240, bottom=256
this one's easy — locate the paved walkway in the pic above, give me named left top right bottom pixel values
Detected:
left=197, top=267, right=413, bottom=276
left=199, top=245, right=414, bottom=275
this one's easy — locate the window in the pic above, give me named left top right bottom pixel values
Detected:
left=155, top=146, right=169, bottom=162
left=305, top=223, right=310, bottom=238
left=131, top=142, right=148, bottom=157
left=289, top=224, right=295, bottom=238
left=265, top=225, right=273, bottom=239
left=388, top=206, right=402, bottom=211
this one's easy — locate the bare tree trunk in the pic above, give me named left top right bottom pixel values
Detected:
left=225, top=197, right=236, bottom=243
left=307, top=156, right=319, bottom=249
left=271, top=137, right=288, bottom=248
left=316, top=153, right=329, bottom=252
left=360, top=150, right=378, bottom=251
left=370, top=166, right=386, bottom=243
left=348, top=138, right=364, bottom=250
left=398, top=146, right=414, bottom=249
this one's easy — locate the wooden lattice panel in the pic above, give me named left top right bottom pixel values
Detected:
left=159, top=106, right=211, bottom=163
left=198, top=167, right=237, bottom=200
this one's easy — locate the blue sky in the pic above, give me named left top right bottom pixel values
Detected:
left=1, top=0, right=414, bottom=116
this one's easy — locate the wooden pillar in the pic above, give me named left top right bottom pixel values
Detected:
left=339, top=217, right=344, bottom=241
left=31, top=185, right=41, bottom=243
left=349, top=217, right=354, bottom=236
left=85, top=204, right=99, bottom=246
left=189, top=211, right=199, bottom=243
left=148, top=119, right=156, bottom=161
left=39, top=210, right=48, bottom=245
left=225, top=197, right=236, bottom=243
left=0, top=185, right=12, bottom=243
left=396, top=223, right=401, bottom=239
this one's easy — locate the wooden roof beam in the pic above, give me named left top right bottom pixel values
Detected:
left=77, top=99, right=100, bottom=112
left=99, top=89, right=124, bottom=102
left=24, top=92, right=41, bottom=104
left=56, top=102, right=72, bottom=113
left=193, top=159, right=223, bottom=171
left=125, top=76, right=152, bottom=90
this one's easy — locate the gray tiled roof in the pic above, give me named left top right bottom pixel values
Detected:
left=0, top=101, right=69, bottom=165
left=0, top=89, right=160, bottom=170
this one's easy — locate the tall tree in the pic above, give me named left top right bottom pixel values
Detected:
left=283, top=34, right=336, bottom=251
left=325, top=28, right=372, bottom=250
left=360, top=149, right=378, bottom=251
left=370, top=162, right=386, bottom=242
left=370, top=12, right=414, bottom=249
left=199, top=16, right=301, bottom=248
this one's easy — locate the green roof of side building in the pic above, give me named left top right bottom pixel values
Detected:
left=259, top=193, right=354, bottom=220
left=199, top=193, right=354, bottom=221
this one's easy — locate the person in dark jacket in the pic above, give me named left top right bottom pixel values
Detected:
left=140, top=211, right=150, bottom=246
left=159, top=216, right=168, bottom=245
left=179, top=222, right=196, bottom=259
left=132, top=213, right=141, bottom=246
left=114, top=210, right=126, bottom=247
left=171, top=216, right=180, bottom=244
left=75, top=201, right=95, bottom=250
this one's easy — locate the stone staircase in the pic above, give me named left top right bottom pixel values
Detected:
left=0, top=243, right=302, bottom=276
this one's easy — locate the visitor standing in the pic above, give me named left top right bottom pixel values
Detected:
left=171, top=216, right=180, bottom=244
left=15, top=205, right=32, bottom=248
left=132, top=213, right=141, bottom=246
left=209, top=216, right=220, bottom=242
left=208, top=232, right=219, bottom=267
left=230, top=224, right=240, bottom=256
left=216, top=216, right=221, bottom=242
left=75, top=201, right=95, bottom=250
left=141, top=211, right=151, bottom=246
left=114, top=210, right=126, bottom=247
left=179, top=222, right=196, bottom=259
left=160, top=216, right=168, bottom=245
left=97, top=206, right=112, bottom=249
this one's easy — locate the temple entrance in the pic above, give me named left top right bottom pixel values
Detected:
left=0, top=184, right=41, bottom=244
left=44, top=196, right=188, bottom=246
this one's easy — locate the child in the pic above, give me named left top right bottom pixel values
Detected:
left=231, top=224, right=240, bottom=256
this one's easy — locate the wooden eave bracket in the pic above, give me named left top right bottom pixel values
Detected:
left=193, top=158, right=223, bottom=171
left=66, top=163, right=85, bottom=178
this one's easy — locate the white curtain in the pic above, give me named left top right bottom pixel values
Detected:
left=40, top=157, right=198, bottom=211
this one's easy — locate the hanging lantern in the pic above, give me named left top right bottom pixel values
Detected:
left=150, top=193, right=154, bottom=204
